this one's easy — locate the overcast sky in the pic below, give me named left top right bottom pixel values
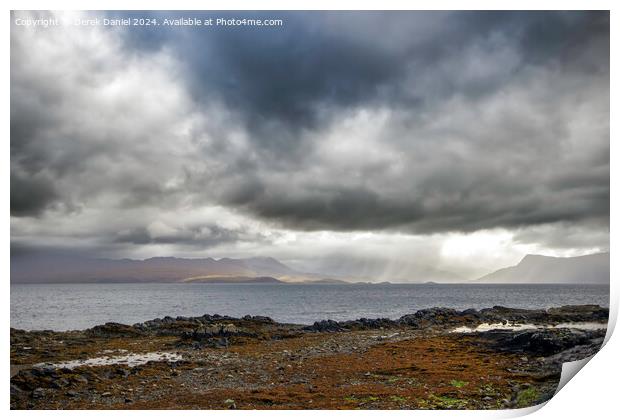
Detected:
left=10, top=11, right=609, bottom=279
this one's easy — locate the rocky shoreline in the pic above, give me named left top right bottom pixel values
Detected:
left=11, top=305, right=608, bottom=410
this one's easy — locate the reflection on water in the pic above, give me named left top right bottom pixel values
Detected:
left=34, top=351, right=183, bottom=369
left=451, top=322, right=608, bottom=333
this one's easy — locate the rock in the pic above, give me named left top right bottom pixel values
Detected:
left=101, top=392, right=112, bottom=397
left=51, top=377, right=70, bottom=389
left=303, top=319, right=344, bottom=333
left=302, top=316, right=401, bottom=332
left=73, top=375, right=89, bottom=385
left=10, top=384, right=24, bottom=396
left=394, top=305, right=609, bottom=330
left=66, top=390, right=78, bottom=397
left=398, top=308, right=460, bottom=328
left=242, top=315, right=274, bottom=323
left=32, top=388, right=46, bottom=399
left=86, top=323, right=144, bottom=338
left=222, top=324, right=238, bottom=334
left=462, top=308, right=479, bottom=316
left=477, top=328, right=605, bottom=357
left=31, top=367, right=54, bottom=377
left=180, top=323, right=255, bottom=346
left=478, top=305, right=608, bottom=325
left=546, top=305, right=609, bottom=323
left=224, top=398, right=236, bottom=409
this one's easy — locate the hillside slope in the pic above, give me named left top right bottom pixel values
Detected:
left=477, top=252, right=609, bottom=284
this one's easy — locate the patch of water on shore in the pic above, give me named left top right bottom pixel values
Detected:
left=33, top=351, right=182, bottom=369
left=451, top=322, right=607, bottom=333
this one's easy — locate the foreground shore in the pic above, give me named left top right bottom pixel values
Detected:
left=10, top=305, right=608, bottom=410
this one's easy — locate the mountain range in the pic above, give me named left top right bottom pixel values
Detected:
left=10, top=255, right=303, bottom=284
left=10, top=252, right=609, bottom=284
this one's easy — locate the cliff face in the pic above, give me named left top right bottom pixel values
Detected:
left=477, top=252, right=610, bottom=284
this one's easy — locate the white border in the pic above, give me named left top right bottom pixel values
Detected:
left=3, top=2, right=616, bottom=420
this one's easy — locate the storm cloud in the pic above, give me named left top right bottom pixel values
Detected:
left=10, top=10, right=609, bottom=276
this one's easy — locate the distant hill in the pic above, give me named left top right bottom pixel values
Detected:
left=301, top=278, right=351, bottom=285
left=182, top=276, right=284, bottom=284
left=477, top=252, right=609, bottom=284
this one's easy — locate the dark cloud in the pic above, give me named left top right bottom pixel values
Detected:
left=112, top=11, right=609, bottom=130
left=225, top=184, right=420, bottom=231
left=10, top=11, right=609, bottom=262
left=114, top=224, right=255, bottom=248
left=10, top=171, right=59, bottom=217
left=220, top=169, right=609, bottom=234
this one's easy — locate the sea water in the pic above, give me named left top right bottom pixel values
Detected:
left=10, top=283, right=609, bottom=331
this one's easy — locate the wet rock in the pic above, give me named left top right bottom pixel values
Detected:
left=477, top=328, right=605, bottom=357
left=478, top=305, right=608, bottom=325
left=394, top=305, right=608, bottom=330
